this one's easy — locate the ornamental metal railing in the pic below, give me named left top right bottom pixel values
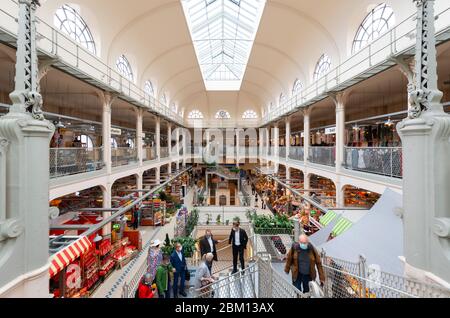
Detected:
left=111, top=147, right=138, bottom=167
left=143, top=147, right=156, bottom=161
left=320, top=252, right=450, bottom=298
left=0, top=0, right=183, bottom=124
left=289, top=146, right=304, bottom=161
left=308, top=147, right=336, bottom=167
left=343, top=147, right=403, bottom=179
left=262, top=7, right=450, bottom=125
left=49, top=147, right=104, bottom=178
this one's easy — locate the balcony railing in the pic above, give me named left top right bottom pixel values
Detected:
left=49, top=147, right=103, bottom=179
left=289, top=146, right=304, bottom=161
left=343, top=147, right=403, bottom=178
left=278, top=147, right=286, bottom=158
left=143, top=147, right=156, bottom=161
left=160, top=147, right=169, bottom=158
left=309, top=147, right=336, bottom=167
left=261, top=7, right=450, bottom=125
left=0, top=0, right=183, bottom=124
left=112, top=147, right=137, bottom=167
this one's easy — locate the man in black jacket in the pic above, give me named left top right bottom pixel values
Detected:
left=228, top=221, right=248, bottom=274
left=199, top=229, right=218, bottom=273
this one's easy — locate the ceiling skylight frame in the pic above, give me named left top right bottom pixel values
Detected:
left=182, top=0, right=267, bottom=91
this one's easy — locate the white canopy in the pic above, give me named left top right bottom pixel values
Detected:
left=318, top=188, right=404, bottom=276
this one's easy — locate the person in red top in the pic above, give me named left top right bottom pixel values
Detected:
left=137, top=273, right=155, bottom=298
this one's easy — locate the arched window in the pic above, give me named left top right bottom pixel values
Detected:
left=79, top=134, right=93, bottom=149
left=352, top=4, right=395, bottom=53
left=215, top=110, right=231, bottom=119
left=116, top=55, right=134, bottom=82
left=279, top=93, right=287, bottom=106
left=292, top=79, right=303, bottom=96
left=313, top=54, right=332, bottom=81
left=159, top=93, right=167, bottom=106
left=110, top=138, right=118, bottom=148
left=144, top=80, right=155, bottom=97
left=242, top=110, right=258, bottom=119
left=54, top=4, right=96, bottom=55
left=188, top=110, right=204, bottom=119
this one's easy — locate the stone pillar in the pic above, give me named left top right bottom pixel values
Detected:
left=100, top=92, right=116, bottom=174
left=236, top=129, right=240, bottom=167
left=329, top=92, right=347, bottom=173
left=335, top=180, right=344, bottom=207
left=156, top=166, right=161, bottom=184
left=286, top=117, right=291, bottom=161
left=102, top=184, right=112, bottom=237
left=0, top=0, right=54, bottom=297
left=167, top=122, right=172, bottom=175
left=304, top=172, right=310, bottom=191
left=397, top=0, right=450, bottom=286
left=156, top=117, right=161, bottom=160
left=303, top=108, right=311, bottom=166
left=136, top=108, right=143, bottom=166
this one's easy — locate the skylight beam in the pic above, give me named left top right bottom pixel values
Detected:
left=182, top=0, right=266, bottom=91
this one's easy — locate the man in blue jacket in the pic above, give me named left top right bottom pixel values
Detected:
left=170, top=242, right=187, bottom=297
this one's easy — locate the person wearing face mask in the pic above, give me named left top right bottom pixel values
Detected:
left=199, top=229, right=218, bottom=273
left=170, top=242, right=187, bottom=298
left=284, top=234, right=325, bottom=294
left=228, top=221, right=248, bottom=274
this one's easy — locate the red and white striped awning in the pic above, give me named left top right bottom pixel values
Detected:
left=49, top=236, right=92, bottom=278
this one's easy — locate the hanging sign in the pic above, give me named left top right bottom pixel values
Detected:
left=111, top=128, right=122, bottom=136
left=325, top=127, right=336, bottom=135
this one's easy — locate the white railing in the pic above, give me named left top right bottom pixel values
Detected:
left=262, top=7, right=450, bottom=124
left=289, top=146, right=304, bottom=161
left=0, top=0, right=182, bottom=124
left=309, top=147, right=336, bottom=167
left=111, top=147, right=137, bottom=167
left=278, top=146, right=286, bottom=158
left=49, top=147, right=103, bottom=178
left=343, top=147, right=403, bottom=179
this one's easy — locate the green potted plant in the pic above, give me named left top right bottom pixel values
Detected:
left=216, top=214, right=221, bottom=225
left=225, top=220, right=230, bottom=226
left=233, top=216, right=240, bottom=224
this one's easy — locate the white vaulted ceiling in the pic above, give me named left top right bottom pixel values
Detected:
left=35, top=0, right=423, bottom=124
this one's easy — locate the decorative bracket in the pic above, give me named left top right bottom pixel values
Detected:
left=433, top=218, right=450, bottom=238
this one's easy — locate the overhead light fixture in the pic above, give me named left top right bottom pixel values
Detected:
left=352, top=123, right=360, bottom=131
left=55, top=118, right=65, bottom=128
left=96, top=216, right=103, bottom=222
left=93, top=234, right=103, bottom=243
left=72, top=214, right=80, bottom=221
left=384, top=117, right=394, bottom=127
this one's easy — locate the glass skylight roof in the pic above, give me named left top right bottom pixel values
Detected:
left=182, top=0, right=267, bottom=91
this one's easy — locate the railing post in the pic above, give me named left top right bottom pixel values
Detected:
left=359, top=255, right=367, bottom=298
